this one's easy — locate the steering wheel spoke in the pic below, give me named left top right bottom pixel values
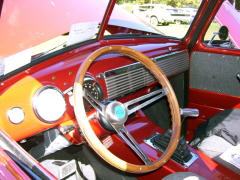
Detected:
left=115, top=125, right=152, bottom=165
left=124, top=88, right=167, bottom=115
left=83, top=89, right=105, bottom=116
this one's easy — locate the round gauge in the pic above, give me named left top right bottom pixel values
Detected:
left=83, top=76, right=103, bottom=109
left=32, top=86, right=66, bottom=123
left=8, top=107, right=25, bottom=124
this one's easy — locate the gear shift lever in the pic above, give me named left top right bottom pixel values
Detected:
left=180, top=108, right=199, bottom=117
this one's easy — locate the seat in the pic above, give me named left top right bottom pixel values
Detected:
left=190, top=108, right=240, bottom=175
left=162, top=172, right=206, bottom=180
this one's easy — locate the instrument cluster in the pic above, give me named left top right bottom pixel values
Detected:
left=62, top=76, right=104, bottom=111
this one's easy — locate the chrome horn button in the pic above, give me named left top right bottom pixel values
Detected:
left=105, top=101, right=128, bottom=127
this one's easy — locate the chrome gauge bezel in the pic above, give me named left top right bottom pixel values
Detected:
left=83, top=76, right=103, bottom=103
left=32, top=85, right=66, bottom=123
left=8, top=107, right=25, bottom=124
left=63, top=76, right=104, bottom=111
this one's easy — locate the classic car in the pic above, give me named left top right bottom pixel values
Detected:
left=133, top=4, right=175, bottom=26
left=173, top=8, right=198, bottom=24
left=0, top=0, right=240, bottom=180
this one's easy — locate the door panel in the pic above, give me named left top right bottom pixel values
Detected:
left=190, top=51, right=240, bottom=97
left=187, top=51, right=240, bottom=141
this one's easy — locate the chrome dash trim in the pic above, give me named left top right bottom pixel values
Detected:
left=104, top=50, right=189, bottom=100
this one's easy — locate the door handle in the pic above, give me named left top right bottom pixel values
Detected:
left=236, top=73, right=240, bottom=82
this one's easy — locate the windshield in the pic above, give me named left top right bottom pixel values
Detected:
left=105, top=2, right=200, bottom=38
left=0, top=0, right=109, bottom=76
left=0, top=0, right=201, bottom=77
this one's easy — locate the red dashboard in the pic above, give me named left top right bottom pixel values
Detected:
left=0, top=40, right=187, bottom=141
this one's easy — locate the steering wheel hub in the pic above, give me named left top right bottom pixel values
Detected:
left=105, top=101, right=128, bottom=126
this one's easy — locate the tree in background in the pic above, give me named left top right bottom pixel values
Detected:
left=152, top=0, right=199, bottom=8
left=229, top=0, right=240, bottom=9
left=117, top=0, right=200, bottom=8
left=117, top=0, right=240, bottom=9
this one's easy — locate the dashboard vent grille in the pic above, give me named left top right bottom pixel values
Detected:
left=104, top=51, right=189, bottom=100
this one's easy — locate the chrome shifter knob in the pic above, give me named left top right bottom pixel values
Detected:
left=180, top=108, right=199, bottom=117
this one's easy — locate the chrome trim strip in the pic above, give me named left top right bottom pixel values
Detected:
left=104, top=50, right=189, bottom=100
left=151, top=50, right=185, bottom=61
left=32, top=85, right=66, bottom=123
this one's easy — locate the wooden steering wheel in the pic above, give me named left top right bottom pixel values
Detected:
left=74, top=46, right=181, bottom=173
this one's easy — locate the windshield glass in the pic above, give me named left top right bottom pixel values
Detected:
left=0, top=0, right=202, bottom=77
left=105, top=1, right=200, bottom=38
left=0, top=0, right=109, bottom=76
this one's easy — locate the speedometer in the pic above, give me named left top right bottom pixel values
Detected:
left=83, top=77, right=102, bottom=100
left=63, top=76, right=103, bottom=110
left=83, top=76, right=103, bottom=109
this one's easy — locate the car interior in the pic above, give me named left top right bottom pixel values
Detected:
left=0, top=0, right=240, bottom=179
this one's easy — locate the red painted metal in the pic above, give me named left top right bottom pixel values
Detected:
left=186, top=102, right=224, bottom=141
left=98, top=0, right=117, bottom=41
left=233, top=103, right=240, bottom=108
left=0, top=41, right=186, bottom=141
left=187, top=88, right=240, bottom=141
left=193, top=40, right=240, bottom=56
left=189, top=88, right=240, bottom=110
left=189, top=103, right=223, bottom=120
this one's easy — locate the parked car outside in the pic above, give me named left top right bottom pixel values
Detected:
left=0, top=0, right=240, bottom=180
left=133, top=4, right=197, bottom=26
left=133, top=4, right=174, bottom=26
left=170, top=8, right=197, bottom=24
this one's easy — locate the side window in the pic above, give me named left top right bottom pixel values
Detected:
left=204, top=22, right=221, bottom=43
left=204, top=1, right=240, bottom=49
